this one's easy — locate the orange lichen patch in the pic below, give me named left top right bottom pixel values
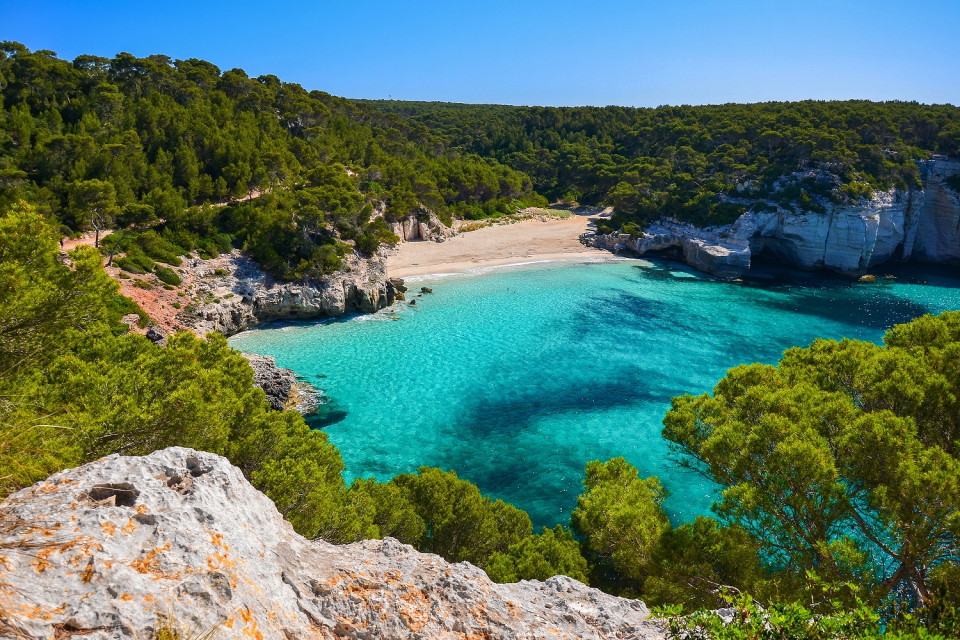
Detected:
left=144, top=594, right=155, bottom=603
left=206, top=551, right=236, bottom=571
left=398, top=586, right=432, bottom=633
left=136, top=504, right=148, bottom=514
left=470, top=601, right=489, bottom=624
left=238, top=606, right=264, bottom=640
left=30, top=547, right=56, bottom=574
left=121, top=518, right=138, bottom=535
left=209, top=531, right=227, bottom=549
left=119, top=593, right=133, bottom=602
left=102, top=521, right=117, bottom=537
left=382, top=569, right=403, bottom=585
left=130, top=542, right=171, bottom=575
left=505, top=601, right=521, bottom=621
left=324, top=574, right=346, bottom=588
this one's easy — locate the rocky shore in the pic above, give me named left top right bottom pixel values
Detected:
left=181, top=250, right=403, bottom=337
left=0, top=447, right=666, bottom=640
left=588, top=157, right=960, bottom=278
left=242, top=353, right=320, bottom=413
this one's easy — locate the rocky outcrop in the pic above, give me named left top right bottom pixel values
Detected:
left=388, top=209, right=454, bottom=243
left=0, top=448, right=666, bottom=640
left=241, top=353, right=319, bottom=413
left=181, top=250, right=403, bottom=336
left=590, top=158, right=960, bottom=278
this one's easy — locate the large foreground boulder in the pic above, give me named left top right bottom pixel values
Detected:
left=0, top=448, right=665, bottom=639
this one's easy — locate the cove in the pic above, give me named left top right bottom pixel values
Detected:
left=228, top=259, right=960, bottom=529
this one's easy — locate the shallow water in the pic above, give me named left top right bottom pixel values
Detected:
left=229, top=259, right=960, bottom=528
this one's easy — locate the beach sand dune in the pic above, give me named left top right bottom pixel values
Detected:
left=386, top=210, right=615, bottom=278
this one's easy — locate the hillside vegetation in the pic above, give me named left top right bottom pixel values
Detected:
left=2, top=42, right=960, bottom=637
left=0, top=43, right=542, bottom=279
left=369, top=99, right=960, bottom=230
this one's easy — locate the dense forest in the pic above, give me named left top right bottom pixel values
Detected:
left=3, top=43, right=960, bottom=282
left=2, top=42, right=960, bottom=637
left=369, top=99, right=960, bottom=229
left=0, top=42, right=542, bottom=279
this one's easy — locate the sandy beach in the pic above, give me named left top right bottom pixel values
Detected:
left=385, top=211, right=616, bottom=278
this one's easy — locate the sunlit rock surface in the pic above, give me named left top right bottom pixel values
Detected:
left=0, top=448, right=665, bottom=640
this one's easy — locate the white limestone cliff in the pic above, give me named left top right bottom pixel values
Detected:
left=0, top=447, right=666, bottom=640
left=590, top=158, right=960, bottom=278
left=181, top=250, right=402, bottom=336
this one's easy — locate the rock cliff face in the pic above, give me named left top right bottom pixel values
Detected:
left=388, top=210, right=455, bottom=243
left=590, top=158, right=960, bottom=278
left=0, top=448, right=665, bottom=640
left=182, top=250, right=402, bottom=336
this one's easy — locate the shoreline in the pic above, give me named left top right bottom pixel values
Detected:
left=386, top=211, right=613, bottom=279
left=399, top=252, right=628, bottom=282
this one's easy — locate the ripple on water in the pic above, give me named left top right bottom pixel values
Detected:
left=229, top=259, right=960, bottom=528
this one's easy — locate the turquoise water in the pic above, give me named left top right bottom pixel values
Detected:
left=229, top=259, right=960, bottom=528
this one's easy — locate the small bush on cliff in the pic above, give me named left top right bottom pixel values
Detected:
left=571, top=457, right=671, bottom=596
left=385, top=467, right=533, bottom=567
left=154, top=265, right=182, bottom=286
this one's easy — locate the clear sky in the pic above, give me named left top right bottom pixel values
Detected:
left=2, top=0, right=958, bottom=107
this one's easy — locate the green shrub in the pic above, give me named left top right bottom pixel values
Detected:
left=154, top=265, right=182, bottom=286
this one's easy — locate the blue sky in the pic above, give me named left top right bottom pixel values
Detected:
left=2, top=0, right=958, bottom=106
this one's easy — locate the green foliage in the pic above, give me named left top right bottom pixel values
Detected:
left=386, top=467, right=532, bottom=567
left=0, top=201, right=121, bottom=376
left=644, top=517, right=770, bottom=611
left=571, top=457, right=670, bottom=595
left=154, top=265, right=181, bottom=286
left=485, top=525, right=589, bottom=584
left=370, top=99, right=960, bottom=230
left=662, top=311, right=960, bottom=607
left=0, top=44, right=538, bottom=279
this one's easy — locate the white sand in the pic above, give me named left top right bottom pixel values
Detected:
left=386, top=212, right=616, bottom=278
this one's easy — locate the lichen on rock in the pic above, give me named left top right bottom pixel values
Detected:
left=0, top=447, right=666, bottom=640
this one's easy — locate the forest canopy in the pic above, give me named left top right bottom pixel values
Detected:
left=2, top=42, right=959, bottom=280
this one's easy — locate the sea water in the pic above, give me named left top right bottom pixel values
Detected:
left=229, top=259, right=960, bottom=528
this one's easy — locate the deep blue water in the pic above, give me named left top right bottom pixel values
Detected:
left=228, top=259, right=960, bottom=528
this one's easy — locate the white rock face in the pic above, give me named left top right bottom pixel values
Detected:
left=389, top=210, right=454, bottom=243
left=0, top=448, right=665, bottom=640
left=591, top=159, right=960, bottom=278
left=182, top=250, right=402, bottom=336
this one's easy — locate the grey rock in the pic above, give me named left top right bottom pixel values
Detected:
left=242, top=353, right=299, bottom=412
left=182, top=250, right=397, bottom=336
left=0, top=448, right=667, bottom=640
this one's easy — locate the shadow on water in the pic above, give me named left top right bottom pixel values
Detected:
left=626, top=256, right=958, bottom=330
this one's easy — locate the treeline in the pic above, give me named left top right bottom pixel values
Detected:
left=2, top=202, right=958, bottom=637
left=367, top=99, right=960, bottom=228
left=0, top=43, right=542, bottom=279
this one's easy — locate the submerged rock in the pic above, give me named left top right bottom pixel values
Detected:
left=0, top=448, right=666, bottom=640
